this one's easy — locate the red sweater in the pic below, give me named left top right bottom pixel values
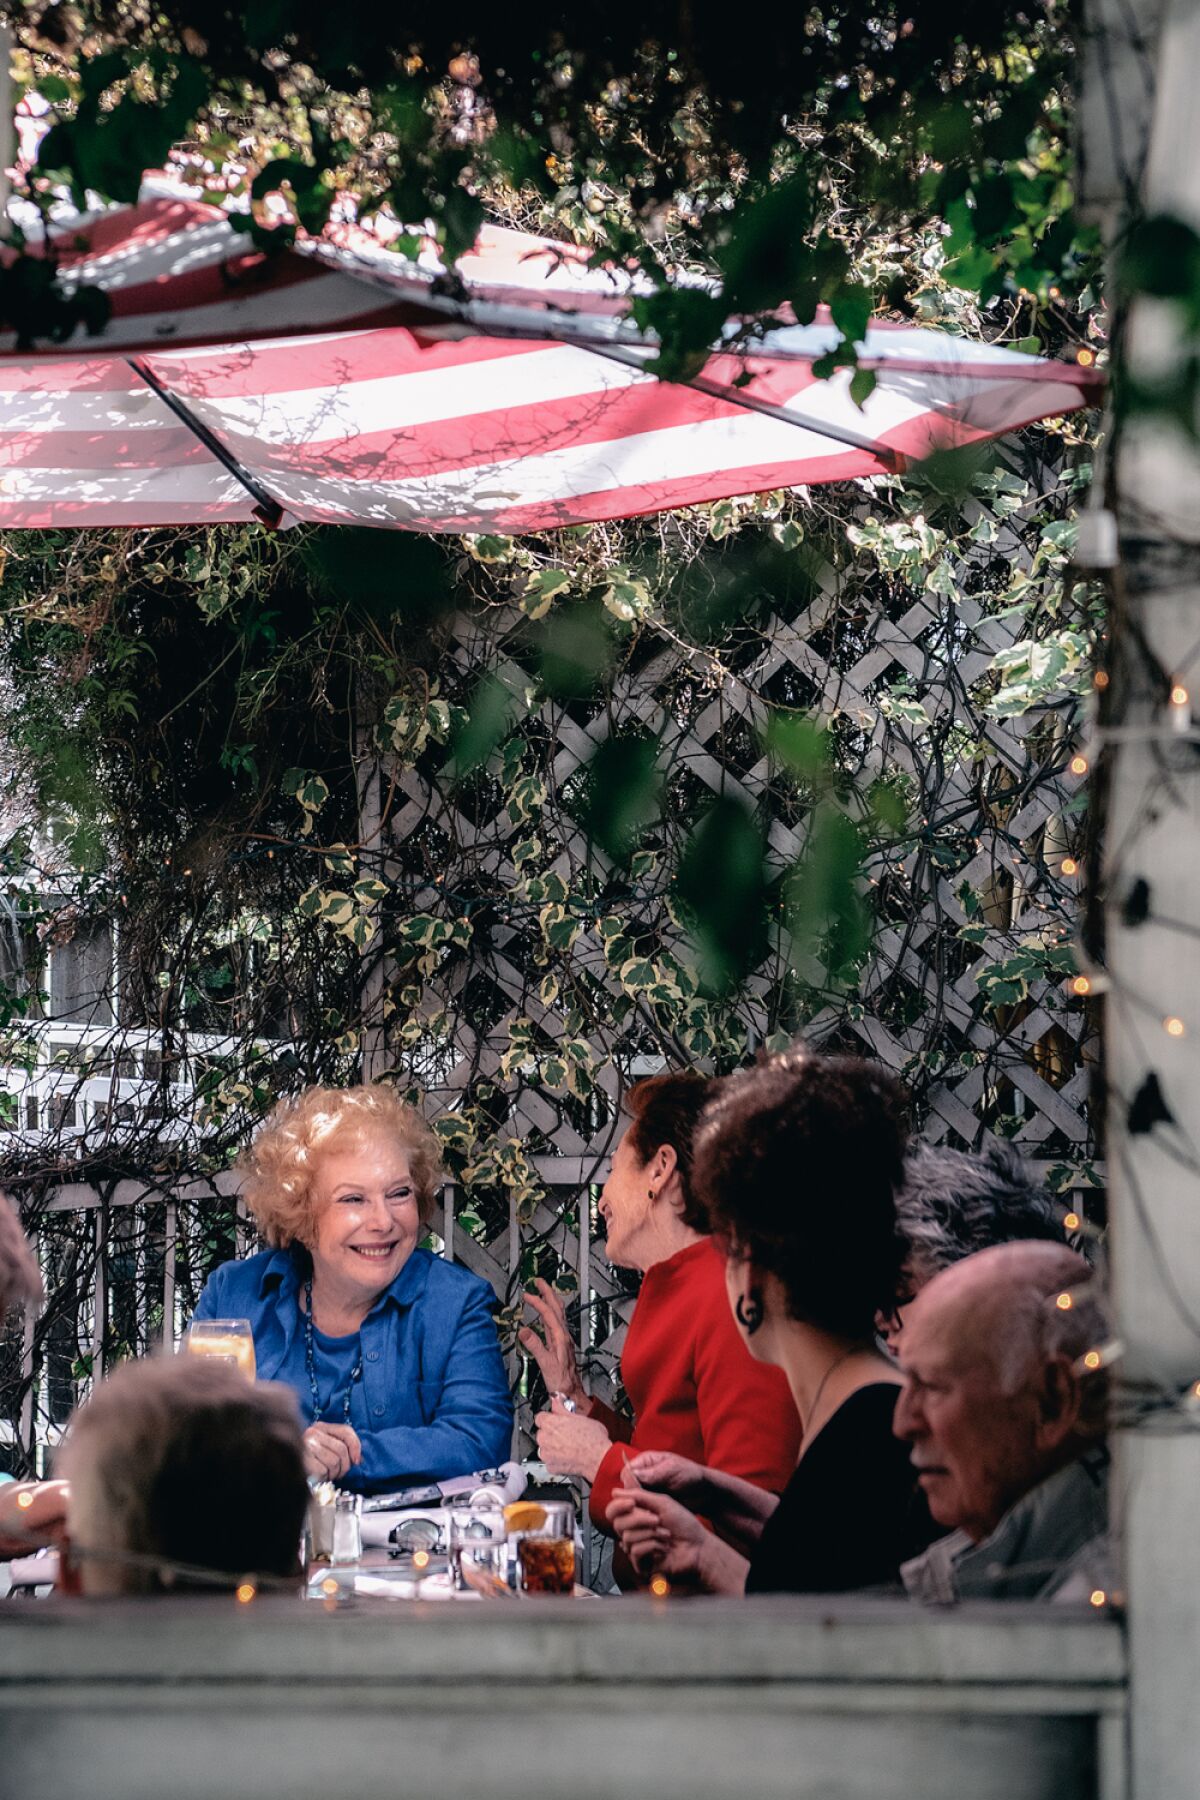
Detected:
left=588, top=1236, right=802, bottom=1530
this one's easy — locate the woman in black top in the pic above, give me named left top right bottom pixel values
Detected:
left=606, top=1052, right=938, bottom=1594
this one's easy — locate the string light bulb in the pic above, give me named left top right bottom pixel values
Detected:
left=1070, top=975, right=1092, bottom=997
left=1060, top=857, right=1078, bottom=877
left=1089, top=1589, right=1107, bottom=1608
left=649, top=1574, right=671, bottom=1597
left=1077, top=348, right=1096, bottom=367
left=1165, top=1016, right=1186, bottom=1038
left=15, top=1490, right=33, bottom=1510
left=1056, top=1291, right=1074, bottom=1311
left=320, top=1576, right=339, bottom=1597
left=1083, top=1350, right=1102, bottom=1371
left=1070, top=753, right=1089, bottom=777
left=1064, top=1211, right=1081, bottom=1232
left=236, top=1582, right=256, bottom=1604
left=1094, top=669, right=1109, bottom=690
left=413, top=1549, right=430, bottom=1571
left=1170, top=681, right=1192, bottom=735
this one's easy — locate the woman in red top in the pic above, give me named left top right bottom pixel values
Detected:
left=524, top=1074, right=801, bottom=1567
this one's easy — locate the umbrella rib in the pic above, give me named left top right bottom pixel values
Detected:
left=126, top=357, right=285, bottom=528
left=575, top=338, right=904, bottom=473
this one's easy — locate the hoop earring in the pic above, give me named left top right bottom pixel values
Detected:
left=735, top=1291, right=764, bottom=1336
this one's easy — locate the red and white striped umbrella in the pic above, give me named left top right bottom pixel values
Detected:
left=0, top=193, right=1101, bottom=531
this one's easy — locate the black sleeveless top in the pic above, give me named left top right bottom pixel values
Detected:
left=746, top=1382, right=940, bottom=1594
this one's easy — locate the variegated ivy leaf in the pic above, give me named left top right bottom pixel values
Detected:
left=339, top=913, right=377, bottom=950
left=512, top=836, right=542, bottom=868
left=399, top=913, right=463, bottom=948
left=565, top=1060, right=594, bottom=1100
left=323, top=843, right=356, bottom=877
left=538, top=972, right=560, bottom=1008
left=519, top=567, right=572, bottom=620
left=619, top=956, right=658, bottom=992
left=770, top=518, right=805, bottom=551
left=540, top=902, right=583, bottom=953
left=878, top=692, right=931, bottom=729
left=352, top=877, right=388, bottom=908
left=603, top=932, right=632, bottom=967
left=957, top=922, right=990, bottom=945
left=507, top=773, right=548, bottom=824
left=315, top=892, right=355, bottom=928
left=601, top=574, right=654, bottom=624
left=433, top=1113, right=479, bottom=1155
left=281, top=768, right=330, bottom=836
left=463, top=533, right=518, bottom=564
left=924, top=561, right=958, bottom=597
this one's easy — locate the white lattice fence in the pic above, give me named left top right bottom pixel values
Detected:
left=357, top=499, right=1097, bottom=1429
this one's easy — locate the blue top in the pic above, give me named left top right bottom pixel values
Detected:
left=193, top=1246, right=514, bottom=1494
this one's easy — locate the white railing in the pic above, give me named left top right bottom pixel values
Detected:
left=0, top=1019, right=260, bottom=1143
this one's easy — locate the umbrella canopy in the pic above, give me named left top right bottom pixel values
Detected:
left=0, top=194, right=1102, bottom=531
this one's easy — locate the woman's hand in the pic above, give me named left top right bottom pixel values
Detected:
left=303, top=1422, right=362, bottom=1481
left=605, top=1487, right=749, bottom=1594
left=624, top=1451, right=710, bottom=1508
left=0, top=1479, right=70, bottom=1557
left=519, top=1279, right=588, bottom=1409
left=535, top=1397, right=612, bottom=1482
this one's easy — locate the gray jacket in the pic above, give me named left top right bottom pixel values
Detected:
left=900, top=1452, right=1112, bottom=1604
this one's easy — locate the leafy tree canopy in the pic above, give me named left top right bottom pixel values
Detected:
left=5, top=1, right=1098, bottom=366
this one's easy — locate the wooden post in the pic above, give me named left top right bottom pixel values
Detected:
left=1087, top=1, right=1200, bottom=1793
left=355, top=719, right=388, bottom=1083
left=0, top=22, right=12, bottom=224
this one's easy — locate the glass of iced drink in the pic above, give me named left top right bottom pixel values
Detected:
left=514, top=1501, right=576, bottom=1595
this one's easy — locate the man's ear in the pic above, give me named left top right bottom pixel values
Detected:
left=1035, top=1354, right=1084, bottom=1451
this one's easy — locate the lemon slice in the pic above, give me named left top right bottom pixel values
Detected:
left=503, top=1501, right=548, bottom=1534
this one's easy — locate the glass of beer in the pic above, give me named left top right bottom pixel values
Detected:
left=516, top=1501, right=576, bottom=1595
left=185, top=1319, right=257, bottom=1379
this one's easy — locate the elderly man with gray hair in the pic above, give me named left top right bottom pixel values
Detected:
left=895, top=1241, right=1111, bottom=1603
left=59, top=1354, right=310, bottom=1595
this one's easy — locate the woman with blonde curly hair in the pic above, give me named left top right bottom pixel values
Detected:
left=192, top=1086, right=512, bottom=1490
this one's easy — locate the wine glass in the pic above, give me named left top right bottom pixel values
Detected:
left=184, top=1318, right=257, bottom=1379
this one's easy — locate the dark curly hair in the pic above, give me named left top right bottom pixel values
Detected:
left=694, top=1053, right=909, bottom=1338
left=623, top=1071, right=721, bottom=1233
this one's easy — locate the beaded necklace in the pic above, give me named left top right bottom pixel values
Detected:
left=303, top=1278, right=364, bottom=1423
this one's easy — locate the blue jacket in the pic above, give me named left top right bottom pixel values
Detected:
left=193, top=1247, right=514, bottom=1494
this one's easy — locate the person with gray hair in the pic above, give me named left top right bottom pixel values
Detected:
left=894, top=1241, right=1111, bottom=1603
left=881, top=1142, right=1069, bottom=1353
left=58, top=1354, right=310, bottom=1596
